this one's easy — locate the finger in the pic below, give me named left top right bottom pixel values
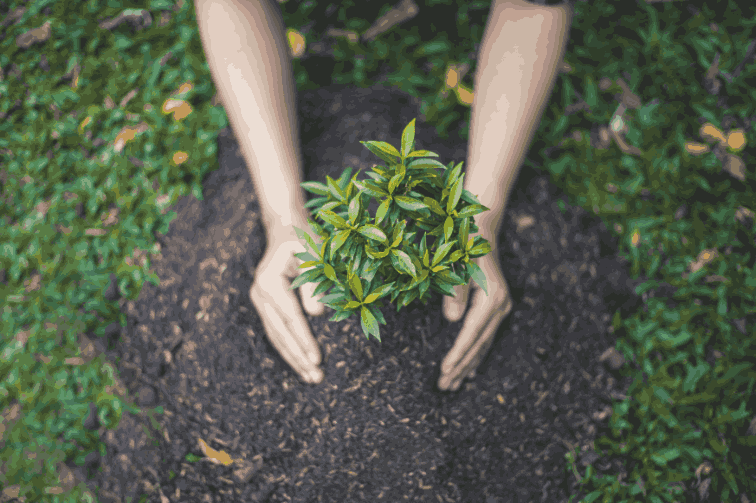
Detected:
left=254, top=273, right=322, bottom=379
left=274, top=242, right=323, bottom=363
left=439, top=293, right=507, bottom=389
left=440, top=288, right=488, bottom=375
left=260, top=296, right=323, bottom=383
left=298, top=264, right=326, bottom=317
left=440, top=296, right=513, bottom=390
left=274, top=274, right=323, bottom=368
left=284, top=242, right=326, bottom=318
left=438, top=317, right=497, bottom=391
left=443, top=282, right=469, bottom=322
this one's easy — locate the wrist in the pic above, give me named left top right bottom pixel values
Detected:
left=266, top=207, right=313, bottom=243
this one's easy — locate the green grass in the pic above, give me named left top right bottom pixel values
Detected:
left=1, top=0, right=755, bottom=501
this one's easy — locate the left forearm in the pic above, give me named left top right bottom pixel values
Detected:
left=464, top=0, right=573, bottom=240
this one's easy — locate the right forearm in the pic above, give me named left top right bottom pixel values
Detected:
left=195, top=0, right=309, bottom=239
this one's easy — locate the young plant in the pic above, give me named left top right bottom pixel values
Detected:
left=288, top=118, right=493, bottom=342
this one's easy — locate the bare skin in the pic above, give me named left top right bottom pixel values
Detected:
left=194, top=0, right=573, bottom=389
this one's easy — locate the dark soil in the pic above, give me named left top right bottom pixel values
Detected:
left=53, top=82, right=731, bottom=503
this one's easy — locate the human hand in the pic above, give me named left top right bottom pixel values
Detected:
left=438, top=234, right=513, bottom=392
left=249, top=228, right=326, bottom=384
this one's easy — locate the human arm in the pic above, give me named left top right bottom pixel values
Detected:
left=464, top=0, right=573, bottom=239
left=195, top=0, right=325, bottom=384
left=194, top=0, right=311, bottom=242
left=439, top=0, right=573, bottom=391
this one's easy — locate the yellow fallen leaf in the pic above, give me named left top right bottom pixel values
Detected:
left=197, top=438, right=235, bottom=466
left=454, top=83, right=474, bottom=106
left=727, top=129, right=746, bottom=151
left=699, top=123, right=727, bottom=144
left=78, top=116, right=93, bottom=134
left=172, top=151, right=188, bottom=166
left=684, top=142, right=710, bottom=155
left=630, top=228, right=641, bottom=248
left=287, top=28, right=306, bottom=58
left=173, top=81, right=193, bottom=96
left=445, top=66, right=459, bottom=89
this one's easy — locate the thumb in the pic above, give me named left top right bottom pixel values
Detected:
left=300, top=279, right=325, bottom=317
left=295, top=252, right=325, bottom=317
left=443, top=281, right=469, bottom=322
left=276, top=239, right=326, bottom=317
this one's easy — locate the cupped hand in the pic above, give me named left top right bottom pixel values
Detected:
left=438, top=239, right=513, bottom=392
left=249, top=231, right=326, bottom=384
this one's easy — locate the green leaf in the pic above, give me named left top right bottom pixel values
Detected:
left=360, top=140, right=402, bottom=165
left=391, top=220, right=407, bottom=247
left=376, top=198, right=391, bottom=225
left=446, top=161, right=463, bottom=188
left=460, top=189, right=484, bottom=205
left=401, top=119, right=416, bottom=158
left=297, top=260, right=322, bottom=269
left=455, top=203, right=489, bottom=218
left=313, top=278, right=336, bottom=297
left=584, top=75, right=598, bottom=109
left=360, top=305, right=380, bottom=341
left=449, top=250, right=465, bottom=263
left=323, top=263, right=341, bottom=284
left=422, top=196, right=447, bottom=217
left=443, top=216, right=454, bottom=242
left=682, top=362, right=711, bottom=394
left=363, top=282, right=395, bottom=304
left=344, top=300, right=362, bottom=310
left=288, top=268, right=324, bottom=290
left=394, top=195, right=428, bottom=212
left=469, top=240, right=492, bottom=257
left=405, top=150, right=439, bottom=159
left=365, top=244, right=391, bottom=260
left=466, top=260, right=488, bottom=295
left=329, top=229, right=351, bottom=257
left=319, top=210, right=349, bottom=229
left=357, top=224, right=388, bottom=243
left=326, top=175, right=347, bottom=202
left=294, top=226, right=323, bottom=260
left=348, top=271, right=363, bottom=301
left=431, top=240, right=456, bottom=267
left=391, top=249, right=417, bottom=278
left=412, top=41, right=450, bottom=57
left=300, top=180, right=330, bottom=196
left=329, top=309, right=353, bottom=323
left=347, top=191, right=363, bottom=226
left=447, top=173, right=464, bottom=215
left=337, top=166, right=356, bottom=191
left=459, top=216, right=470, bottom=251
left=407, top=157, right=447, bottom=170
left=351, top=179, right=389, bottom=199
left=367, top=303, right=386, bottom=327
left=388, top=171, right=405, bottom=195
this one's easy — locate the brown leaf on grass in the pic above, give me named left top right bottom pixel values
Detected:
left=15, top=20, right=51, bottom=49
left=615, top=78, right=642, bottom=110
left=362, top=0, right=419, bottom=42
left=98, top=9, right=153, bottom=31
left=721, top=153, right=746, bottom=181
left=198, top=438, right=236, bottom=466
